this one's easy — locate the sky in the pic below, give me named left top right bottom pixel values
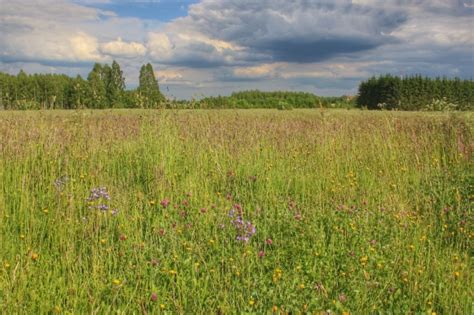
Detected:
left=0, top=0, right=473, bottom=99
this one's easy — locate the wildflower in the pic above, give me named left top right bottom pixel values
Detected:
left=42, top=208, right=49, bottom=214
left=112, top=279, right=121, bottom=286
left=249, top=299, right=255, bottom=306
left=454, top=271, right=460, bottom=278
left=169, top=270, right=177, bottom=276
left=160, top=304, right=165, bottom=310
left=258, top=250, right=265, bottom=258
left=98, top=204, right=109, bottom=211
left=119, top=234, right=127, bottom=241
left=31, top=253, right=39, bottom=261
left=299, top=283, right=305, bottom=289
left=54, top=175, right=69, bottom=190
left=228, top=206, right=256, bottom=243
left=20, top=234, right=25, bottom=240
left=339, top=293, right=347, bottom=303
left=160, top=199, right=170, bottom=208
left=272, top=305, right=278, bottom=313
left=151, top=292, right=158, bottom=302
left=200, top=207, right=207, bottom=214
left=273, top=268, right=283, bottom=282
left=149, top=200, right=156, bottom=206
left=360, top=256, right=368, bottom=265
left=266, top=238, right=273, bottom=245
left=87, top=187, right=110, bottom=202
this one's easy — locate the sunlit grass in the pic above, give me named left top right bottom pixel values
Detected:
left=0, top=109, right=472, bottom=313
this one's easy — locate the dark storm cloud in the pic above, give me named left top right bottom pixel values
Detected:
left=171, top=0, right=407, bottom=65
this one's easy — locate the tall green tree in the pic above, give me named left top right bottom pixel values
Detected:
left=87, top=63, right=107, bottom=109
left=107, top=60, right=126, bottom=107
left=138, top=63, right=164, bottom=108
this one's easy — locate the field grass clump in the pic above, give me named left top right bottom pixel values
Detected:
left=0, top=109, right=472, bottom=313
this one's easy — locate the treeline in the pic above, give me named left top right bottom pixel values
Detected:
left=198, top=90, right=355, bottom=109
left=357, top=75, right=473, bottom=110
left=0, top=61, right=164, bottom=110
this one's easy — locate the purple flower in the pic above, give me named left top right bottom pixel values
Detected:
left=98, top=204, right=109, bottom=211
left=228, top=206, right=256, bottom=243
left=87, top=187, right=110, bottom=202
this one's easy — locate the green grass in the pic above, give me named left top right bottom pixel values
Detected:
left=0, top=109, right=472, bottom=314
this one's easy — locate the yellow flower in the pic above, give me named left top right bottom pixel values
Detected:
left=42, top=208, right=49, bottom=214
left=31, top=253, right=39, bottom=261
left=454, top=271, right=460, bottom=278
left=20, top=234, right=25, bottom=240
left=169, top=270, right=177, bottom=276
left=299, top=283, right=305, bottom=289
left=160, top=304, right=165, bottom=309
left=112, top=279, right=121, bottom=286
left=249, top=299, right=255, bottom=306
left=100, top=239, right=106, bottom=244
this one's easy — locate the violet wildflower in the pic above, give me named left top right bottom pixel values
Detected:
left=228, top=206, right=256, bottom=243
left=54, top=175, right=69, bottom=190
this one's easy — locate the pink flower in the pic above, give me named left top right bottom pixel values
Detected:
left=160, top=199, right=170, bottom=208
left=151, top=292, right=158, bottom=302
left=258, top=250, right=265, bottom=258
left=266, top=239, right=273, bottom=245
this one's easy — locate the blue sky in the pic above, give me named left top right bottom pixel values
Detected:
left=0, top=0, right=473, bottom=99
left=79, top=0, right=199, bottom=21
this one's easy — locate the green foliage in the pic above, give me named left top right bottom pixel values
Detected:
left=0, top=61, right=164, bottom=110
left=357, top=75, right=474, bottom=110
left=198, top=90, right=355, bottom=109
left=138, top=63, right=165, bottom=108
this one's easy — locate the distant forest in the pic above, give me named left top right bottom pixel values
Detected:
left=357, top=75, right=473, bottom=111
left=0, top=61, right=164, bottom=110
left=0, top=61, right=472, bottom=110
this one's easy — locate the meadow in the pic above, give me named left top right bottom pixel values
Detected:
left=0, top=109, right=472, bottom=314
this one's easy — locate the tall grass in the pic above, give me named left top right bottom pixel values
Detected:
left=0, top=109, right=472, bottom=313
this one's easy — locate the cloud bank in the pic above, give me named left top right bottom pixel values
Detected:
left=0, top=0, right=472, bottom=98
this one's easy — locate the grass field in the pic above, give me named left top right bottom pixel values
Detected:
left=0, top=109, right=472, bottom=314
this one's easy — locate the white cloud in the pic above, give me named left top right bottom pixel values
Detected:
left=0, top=0, right=472, bottom=99
left=100, top=37, right=146, bottom=58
